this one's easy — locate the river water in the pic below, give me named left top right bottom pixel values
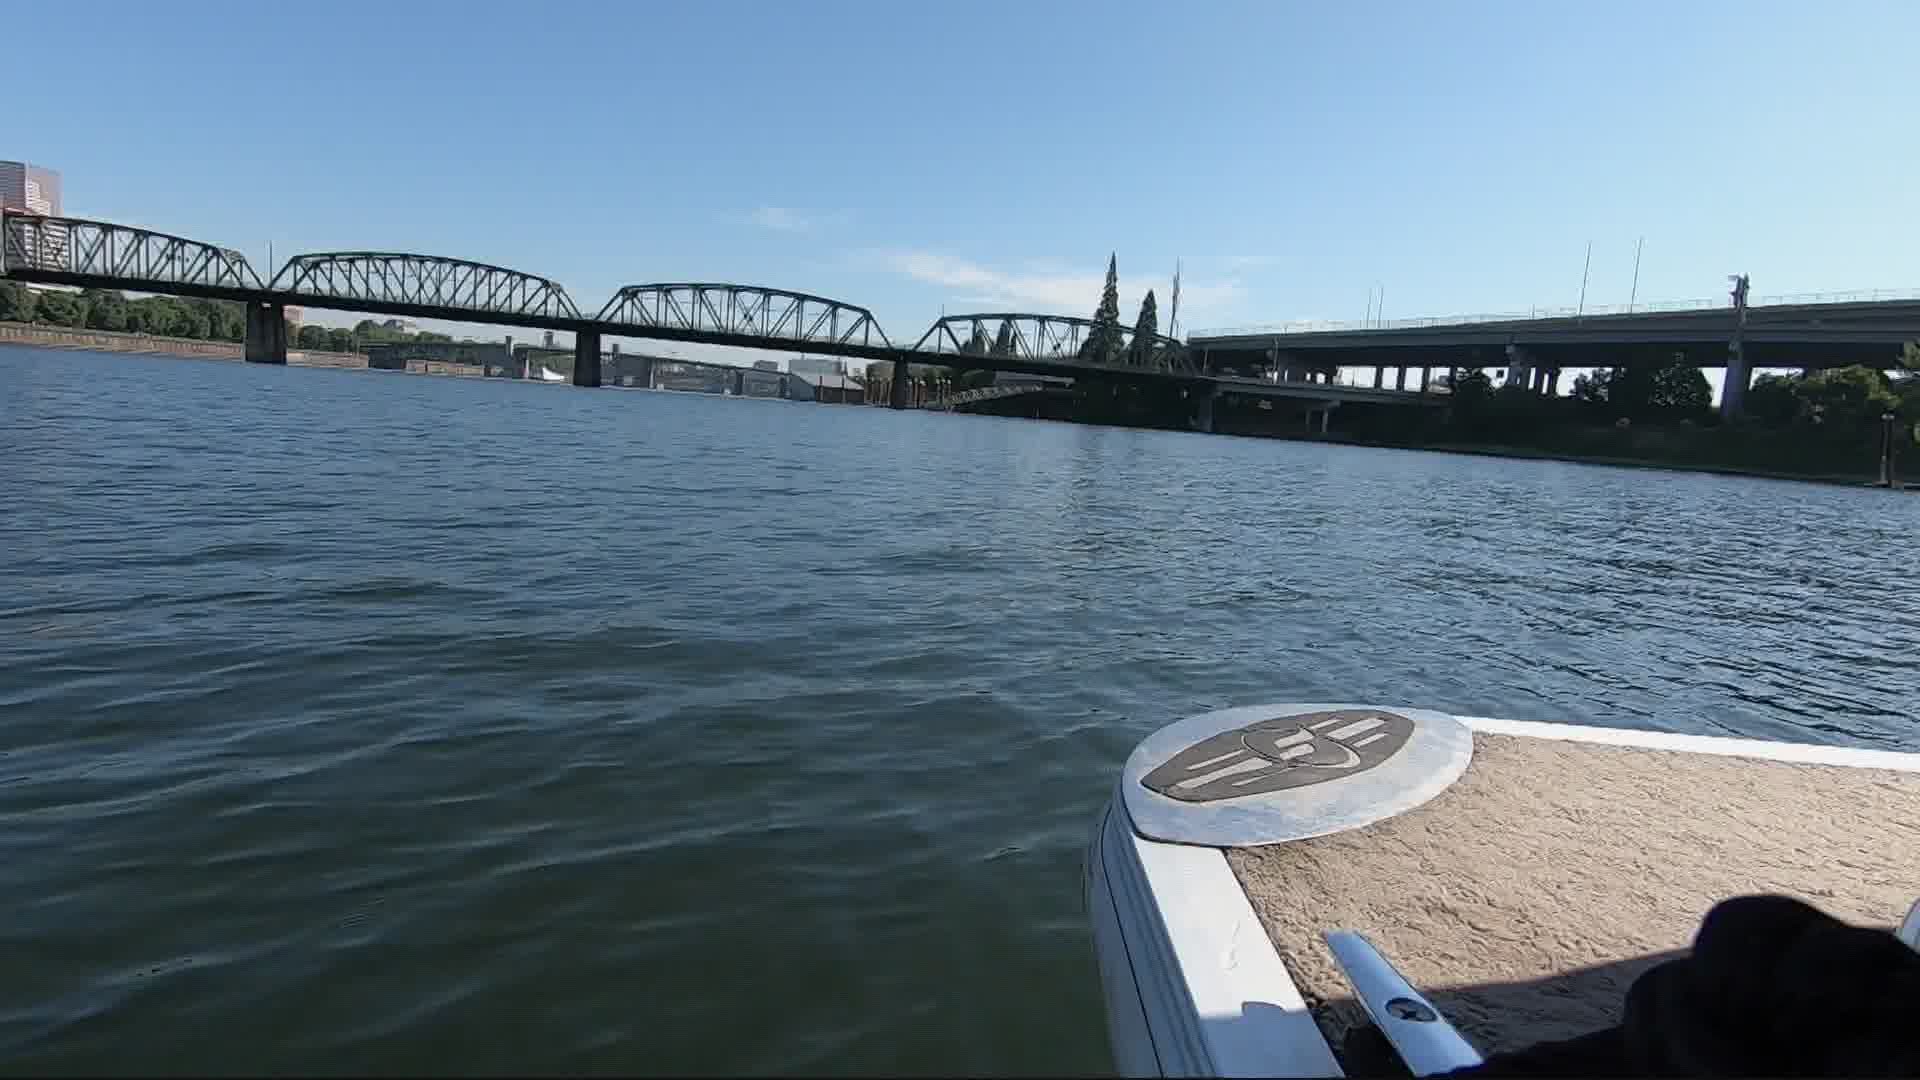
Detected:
left=1, top=345, right=1915, bottom=1074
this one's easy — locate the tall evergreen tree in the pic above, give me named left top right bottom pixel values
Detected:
left=1131, top=290, right=1158, bottom=366
left=991, top=318, right=1016, bottom=357
left=1084, top=253, right=1123, bottom=363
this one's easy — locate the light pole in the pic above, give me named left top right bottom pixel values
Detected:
left=1880, top=411, right=1898, bottom=487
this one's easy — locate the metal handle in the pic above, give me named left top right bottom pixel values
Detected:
left=1323, top=930, right=1484, bottom=1077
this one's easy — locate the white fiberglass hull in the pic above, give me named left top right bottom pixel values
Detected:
left=1085, top=706, right=1920, bottom=1078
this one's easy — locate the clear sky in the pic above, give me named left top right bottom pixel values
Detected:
left=12, top=0, right=1920, bottom=372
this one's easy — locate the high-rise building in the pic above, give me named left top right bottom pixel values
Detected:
left=0, top=161, right=62, bottom=215
left=790, top=354, right=847, bottom=378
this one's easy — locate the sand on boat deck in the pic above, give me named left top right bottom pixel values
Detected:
left=1224, top=731, right=1920, bottom=1059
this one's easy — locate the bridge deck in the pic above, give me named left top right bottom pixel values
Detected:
left=1192, top=298, right=1920, bottom=369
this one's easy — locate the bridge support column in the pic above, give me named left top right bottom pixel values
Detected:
left=1505, top=345, right=1533, bottom=391
left=243, top=302, right=287, bottom=365
left=572, top=331, right=602, bottom=387
left=1193, top=386, right=1219, bottom=434
left=1394, top=367, right=1407, bottom=391
left=1419, top=366, right=1431, bottom=393
left=888, top=360, right=910, bottom=409
left=1721, top=350, right=1753, bottom=420
left=1373, top=366, right=1385, bottom=388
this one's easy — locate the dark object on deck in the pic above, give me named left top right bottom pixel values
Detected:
left=1448, top=894, right=1920, bottom=1077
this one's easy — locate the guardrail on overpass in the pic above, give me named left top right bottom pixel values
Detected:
left=1194, top=287, right=1920, bottom=337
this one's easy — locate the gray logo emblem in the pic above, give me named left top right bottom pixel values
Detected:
left=1141, top=709, right=1415, bottom=803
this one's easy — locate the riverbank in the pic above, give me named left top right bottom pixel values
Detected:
left=955, top=388, right=1905, bottom=489
left=1331, top=434, right=1909, bottom=490
left=0, top=321, right=366, bottom=369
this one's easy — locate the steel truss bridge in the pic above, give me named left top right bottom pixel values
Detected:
left=0, top=212, right=1438, bottom=412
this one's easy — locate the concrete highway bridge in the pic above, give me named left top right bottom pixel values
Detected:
left=1192, top=294, right=1920, bottom=416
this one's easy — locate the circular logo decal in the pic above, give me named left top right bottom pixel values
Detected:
left=1118, top=703, right=1474, bottom=847
left=1142, top=709, right=1415, bottom=802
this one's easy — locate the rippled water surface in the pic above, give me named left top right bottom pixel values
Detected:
left=1, top=346, right=1916, bottom=1074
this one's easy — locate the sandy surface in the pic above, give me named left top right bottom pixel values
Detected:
left=1224, top=732, right=1920, bottom=1058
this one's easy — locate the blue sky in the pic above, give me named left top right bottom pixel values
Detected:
left=13, top=1, right=1920, bottom=372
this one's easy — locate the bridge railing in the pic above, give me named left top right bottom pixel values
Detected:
left=1193, top=287, right=1920, bottom=338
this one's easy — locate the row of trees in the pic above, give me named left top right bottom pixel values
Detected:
left=1744, top=351, right=1920, bottom=431
left=1428, top=348, right=1920, bottom=480
left=1446, top=350, right=1920, bottom=434
left=1, top=281, right=249, bottom=341
left=0, top=282, right=455, bottom=353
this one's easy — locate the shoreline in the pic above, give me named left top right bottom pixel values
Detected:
left=1326, top=434, right=1907, bottom=490
left=954, top=398, right=1905, bottom=491
left=0, top=322, right=365, bottom=368
left=7, top=327, right=1902, bottom=491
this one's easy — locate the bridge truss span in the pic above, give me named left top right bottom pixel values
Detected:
left=597, top=284, right=891, bottom=350
left=912, top=313, right=1191, bottom=372
left=0, top=212, right=264, bottom=292
left=270, top=252, right=582, bottom=321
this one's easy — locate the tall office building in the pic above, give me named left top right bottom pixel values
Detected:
left=0, top=161, right=62, bottom=215
left=790, top=354, right=847, bottom=378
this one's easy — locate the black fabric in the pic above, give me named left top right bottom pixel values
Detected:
left=1446, top=894, right=1920, bottom=1077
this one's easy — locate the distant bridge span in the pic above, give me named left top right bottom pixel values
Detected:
left=0, top=210, right=1457, bottom=417
left=272, top=252, right=583, bottom=322
left=597, top=283, right=891, bottom=353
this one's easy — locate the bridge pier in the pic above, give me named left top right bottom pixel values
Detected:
left=888, top=360, right=910, bottom=409
left=243, top=302, right=287, bottom=365
left=572, top=331, right=602, bottom=387
left=1373, top=366, right=1385, bottom=389
left=1722, top=351, right=1753, bottom=419
left=1505, top=345, right=1533, bottom=391
left=1193, top=386, right=1219, bottom=433
left=1418, top=366, right=1431, bottom=393
left=1394, top=367, right=1407, bottom=391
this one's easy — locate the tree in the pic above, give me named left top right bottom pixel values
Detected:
left=0, top=281, right=34, bottom=323
left=83, top=289, right=129, bottom=332
left=1795, top=366, right=1898, bottom=431
left=327, top=327, right=355, bottom=353
left=1450, top=367, right=1493, bottom=401
left=991, top=319, right=1016, bottom=357
left=197, top=299, right=244, bottom=341
left=1572, top=356, right=1709, bottom=422
left=1081, top=253, right=1123, bottom=363
left=34, top=291, right=85, bottom=327
left=1745, top=374, right=1803, bottom=426
left=1647, top=360, right=1711, bottom=420
left=296, top=324, right=330, bottom=350
left=1570, top=368, right=1612, bottom=407
left=169, top=301, right=210, bottom=340
left=1131, top=289, right=1158, bottom=366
